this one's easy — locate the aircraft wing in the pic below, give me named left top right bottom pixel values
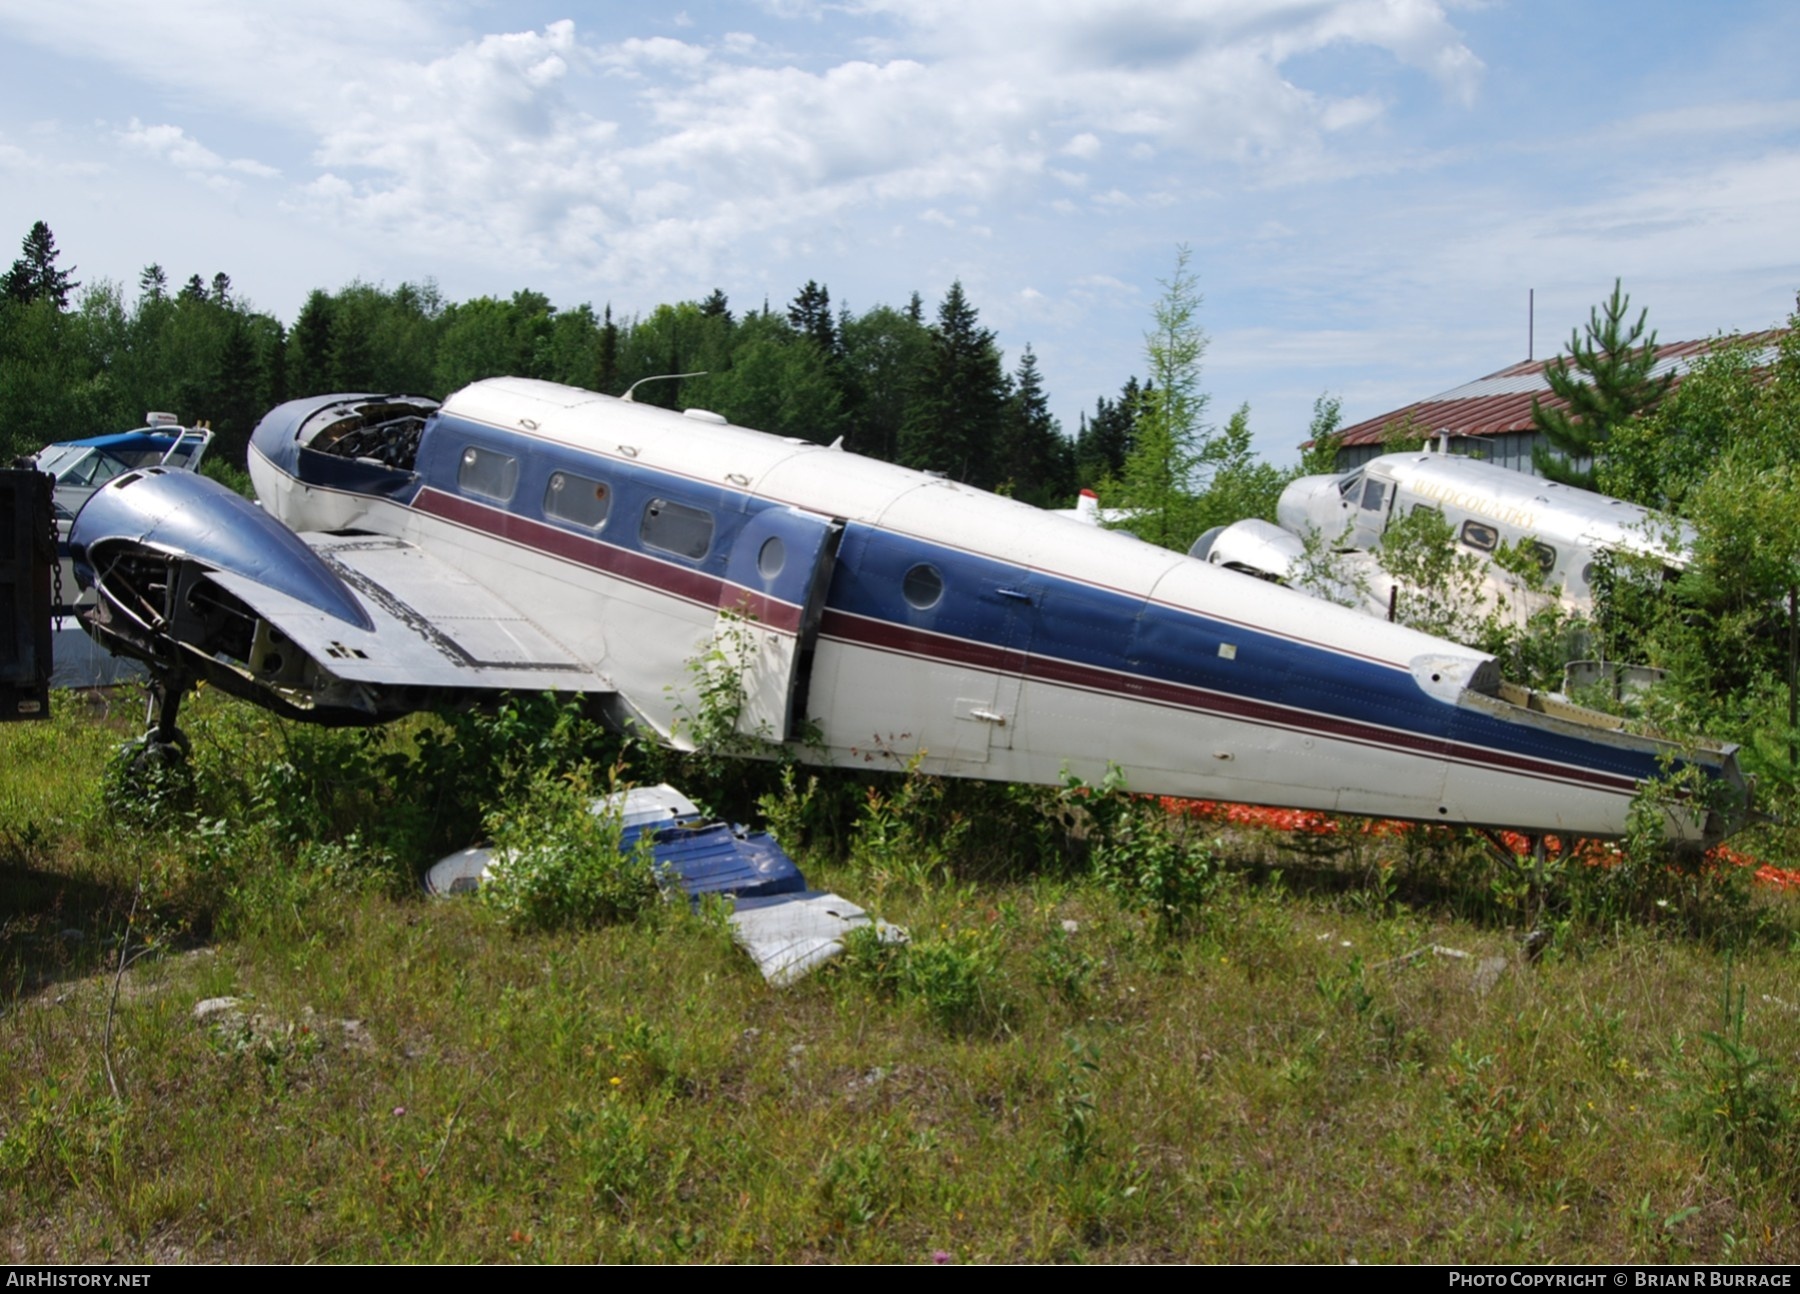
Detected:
left=71, top=469, right=611, bottom=721
left=206, top=533, right=610, bottom=693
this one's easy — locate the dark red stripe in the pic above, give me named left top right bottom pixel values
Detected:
left=415, top=487, right=802, bottom=634
left=819, top=609, right=1638, bottom=797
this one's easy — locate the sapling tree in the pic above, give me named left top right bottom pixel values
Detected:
left=1110, top=246, right=1209, bottom=550
left=1531, top=279, right=1672, bottom=489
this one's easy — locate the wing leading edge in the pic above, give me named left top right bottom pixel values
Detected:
left=73, top=469, right=610, bottom=723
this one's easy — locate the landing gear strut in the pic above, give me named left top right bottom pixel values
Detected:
left=132, top=670, right=192, bottom=768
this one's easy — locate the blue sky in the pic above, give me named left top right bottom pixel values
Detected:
left=2, top=0, right=1796, bottom=465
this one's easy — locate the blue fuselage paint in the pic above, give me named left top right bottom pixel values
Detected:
left=253, top=402, right=1668, bottom=798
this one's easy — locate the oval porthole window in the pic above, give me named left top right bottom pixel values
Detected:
left=757, top=536, right=786, bottom=580
left=903, top=563, right=944, bottom=610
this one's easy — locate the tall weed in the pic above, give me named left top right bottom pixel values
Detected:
left=1676, top=960, right=1795, bottom=1181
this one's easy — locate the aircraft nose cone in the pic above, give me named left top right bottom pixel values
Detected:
left=1277, top=474, right=1340, bottom=534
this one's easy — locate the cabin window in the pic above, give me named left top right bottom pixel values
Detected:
left=544, top=471, right=611, bottom=530
left=902, top=563, right=943, bottom=610
left=1460, top=520, right=1498, bottom=553
left=1337, top=471, right=1362, bottom=499
left=1360, top=479, right=1388, bottom=512
left=757, top=536, right=786, bottom=579
left=641, top=498, right=713, bottom=560
left=458, top=446, right=518, bottom=502
left=1525, top=541, right=1557, bottom=575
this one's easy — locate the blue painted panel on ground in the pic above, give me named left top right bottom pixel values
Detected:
left=623, top=818, right=808, bottom=901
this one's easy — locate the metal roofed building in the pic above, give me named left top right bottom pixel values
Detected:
left=1330, top=331, right=1787, bottom=476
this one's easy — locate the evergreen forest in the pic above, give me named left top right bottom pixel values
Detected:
left=0, top=220, right=1207, bottom=513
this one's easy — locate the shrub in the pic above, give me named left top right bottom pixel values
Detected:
left=480, top=764, right=661, bottom=932
left=1092, top=801, right=1219, bottom=940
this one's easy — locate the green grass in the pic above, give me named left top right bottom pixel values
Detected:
left=5, top=691, right=1800, bottom=1262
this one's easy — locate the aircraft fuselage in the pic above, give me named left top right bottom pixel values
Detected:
left=73, top=379, right=1740, bottom=841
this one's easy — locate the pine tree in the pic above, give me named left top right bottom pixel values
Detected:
left=787, top=281, right=838, bottom=356
left=289, top=291, right=336, bottom=396
left=211, top=272, right=232, bottom=307
left=1074, top=376, right=1145, bottom=485
left=1196, top=403, right=1288, bottom=530
left=996, top=345, right=1072, bottom=505
left=328, top=300, right=375, bottom=391
left=2, top=221, right=79, bottom=309
left=1531, top=279, right=1673, bottom=489
left=264, top=320, right=289, bottom=407
left=211, top=317, right=262, bottom=465
left=898, top=281, right=1008, bottom=488
left=137, top=263, right=168, bottom=304
left=700, top=288, right=732, bottom=323
left=599, top=303, right=619, bottom=393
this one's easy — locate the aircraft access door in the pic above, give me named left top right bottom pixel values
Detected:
left=716, top=506, right=844, bottom=743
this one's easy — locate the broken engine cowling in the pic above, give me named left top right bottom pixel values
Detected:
left=69, top=466, right=385, bottom=721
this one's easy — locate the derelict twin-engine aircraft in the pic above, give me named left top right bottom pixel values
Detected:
left=68, top=378, right=1742, bottom=844
left=1192, top=441, right=1693, bottom=627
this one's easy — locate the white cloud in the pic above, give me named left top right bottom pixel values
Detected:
left=600, top=35, right=710, bottom=75
left=0, top=0, right=445, bottom=129
left=120, top=120, right=279, bottom=186
left=0, top=133, right=40, bottom=171
left=1319, top=94, right=1384, bottom=133
left=0, top=2, right=1488, bottom=295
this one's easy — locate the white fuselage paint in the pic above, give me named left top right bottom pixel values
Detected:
left=249, top=379, right=1718, bottom=838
